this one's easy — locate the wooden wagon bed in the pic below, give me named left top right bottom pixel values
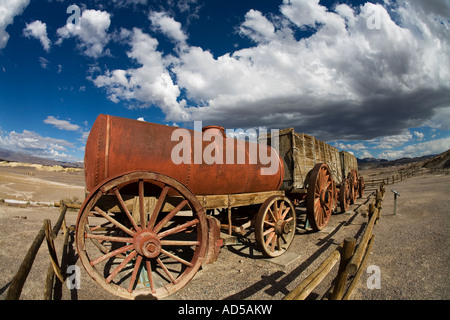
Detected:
left=260, top=128, right=358, bottom=193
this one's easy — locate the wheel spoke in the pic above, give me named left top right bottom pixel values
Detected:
left=160, top=248, right=194, bottom=267
left=127, top=255, right=143, bottom=293
left=156, top=257, right=177, bottom=284
left=139, top=180, right=145, bottom=227
left=145, top=260, right=156, bottom=293
left=262, top=227, right=274, bottom=237
left=281, top=206, right=290, bottom=220
left=277, top=201, right=284, bottom=219
left=157, top=218, right=199, bottom=239
left=106, top=250, right=137, bottom=283
left=148, top=185, right=170, bottom=229
left=85, top=233, right=134, bottom=243
left=265, top=231, right=275, bottom=247
left=267, top=206, right=277, bottom=222
left=153, top=199, right=188, bottom=234
left=114, top=187, right=140, bottom=231
left=93, top=206, right=135, bottom=236
left=263, top=220, right=275, bottom=227
left=160, top=240, right=200, bottom=246
left=270, top=234, right=277, bottom=252
left=272, top=201, right=278, bottom=220
left=90, top=244, right=134, bottom=266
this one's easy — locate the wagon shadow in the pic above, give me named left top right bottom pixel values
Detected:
left=224, top=238, right=336, bottom=300
left=225, top=209, right=311, bottom=260
left=223, top=206, right=368, bottom=300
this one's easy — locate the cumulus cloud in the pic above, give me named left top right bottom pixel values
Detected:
left=0, top=129, right=80, bottom=162
left=56, top=9, right=111, bottom=58
left=149, top=11, right=187, bottom=45
left=93, top=27, right=186, bottom=119
left=0, top=0, right=30, bottom=49
left=23, top=20, right=51, bottom=52
left=92, top=0, right=450, bottom=143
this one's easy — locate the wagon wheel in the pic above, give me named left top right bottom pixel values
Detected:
left=347, top=170, right=358, bottom=204
left=255, top=195, right=296, bottom=258
left=339, top=178, right=350, bottom=213
left=358, top=176, right=365, bottom=198
left=76, top=171, right=207, bottom=299
left=306, top=163, right=334, bottom=231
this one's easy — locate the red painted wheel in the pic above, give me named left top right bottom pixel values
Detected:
left=306, top=163, right=334, bottom=231
left=358, top=176, right=365, bottom=198
left=339, top=178, right=350, bottom=213
left=347, top=170, right=358, bottom=204
left=76, top=171, right=207, bottom=299
left=255, top=195, right=296, bottom=257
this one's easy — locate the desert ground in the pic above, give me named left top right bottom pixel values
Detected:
left=0, top=161, right=448, bottom=300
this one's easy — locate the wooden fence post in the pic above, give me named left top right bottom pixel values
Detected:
left=331, top=238, right=356, bottom=300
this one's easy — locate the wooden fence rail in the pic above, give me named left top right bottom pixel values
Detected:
left=4, top=201, right=78, bottom=300
left=283, top=183, right=385, bottom=300
left=366, top=166, right=449, bottom=187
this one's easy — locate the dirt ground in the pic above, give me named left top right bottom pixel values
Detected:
left=0, top=163, right=448, bottom=300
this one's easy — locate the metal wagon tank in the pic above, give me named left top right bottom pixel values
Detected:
left=75, top=114, right=364, bottom=299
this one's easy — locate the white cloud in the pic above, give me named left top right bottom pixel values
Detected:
left=92, top=1, right=450, bottom=142
left=149, top=11, right=187, bottom=45
left=0, top=0, right=30, bottom=49
left=23, top=20, right=51, bottom=52
left=414, top=131, right=424, bottom=141
left=38, top=57, right=50, bottom=69
left=369, top=131, right=413, bottom=150
left=239, top=10, right=276, bottom=43
left=56, top=9, right=111, bottom=58
left=44, top=116, right=80, bottom=131
left=334, top=142, right=367, bottom=151
left=378, top=136, right=450, bottom=160
left=93, top=28, right=186, bottom=119
left=0, top=129, right=77, bottom=161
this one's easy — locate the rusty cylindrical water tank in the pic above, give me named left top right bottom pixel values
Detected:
left=84, top=114, right=284, bottom=195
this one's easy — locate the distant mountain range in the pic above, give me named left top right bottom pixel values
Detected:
left=358, top=149, right=450, bottom=170
left=357, top=154, right=435, bottom=169
left=0, top=148, right=83, bottom=168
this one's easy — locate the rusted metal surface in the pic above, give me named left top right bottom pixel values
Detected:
left=85, top=114, right=284, bottom=196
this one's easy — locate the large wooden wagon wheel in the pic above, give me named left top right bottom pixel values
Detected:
left=358, top=176, right=365, bottom=198
left=255, top=195, right=296, bottom=258
left=306, top=163, right=334, bottom=231
left=339, top=178, right=350, bottom=213
left=76, top=171, right=207, bottom=299
left=347, top=170, right=358, bottom=204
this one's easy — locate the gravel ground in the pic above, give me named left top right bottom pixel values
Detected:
left=0, top=166, right=448, bottom=301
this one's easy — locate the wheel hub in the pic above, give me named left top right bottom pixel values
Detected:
left=275, top=219, right=293, bottom=235
left=134, top=230, right=161, bottom=258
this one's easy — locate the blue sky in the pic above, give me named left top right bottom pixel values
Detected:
left=0, top=0, right=449, bottom=163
